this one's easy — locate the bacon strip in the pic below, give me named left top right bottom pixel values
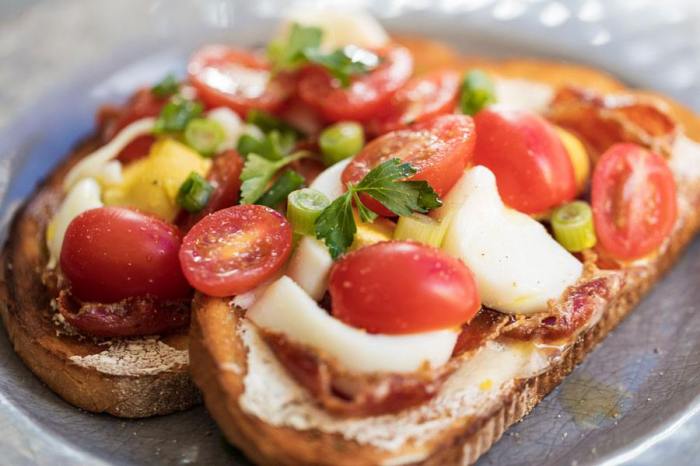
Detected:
left=547, top=87, right=677, bottom=160
left=57, top=289, right=191, bottom=338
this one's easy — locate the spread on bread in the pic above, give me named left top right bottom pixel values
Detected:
left=27, top=9, right=700, bottom=457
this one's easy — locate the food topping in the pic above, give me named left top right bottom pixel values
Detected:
left=176, top=172, right=214, bottom=213
left=319, top=121, right=365, bottom=166
left=458, top=69, right=496, bottom=116
left=550, top=201, right=597, bottom=253
left=287, top=188, right=331, bottom=237
left=179, top=205, right=293, bottom=297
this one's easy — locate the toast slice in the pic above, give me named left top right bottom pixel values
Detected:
left=0, top=136, right=199, bottom=418
left=188, top=46, right=700, bottom=465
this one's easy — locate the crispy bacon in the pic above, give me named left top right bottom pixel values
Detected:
left=501, top=273, right=624, bottom=342
left=260, top=308, right=506, bottom=417
left=57, top=289, right=191, bottom=338
left=547, top=87, right=677, bottom=160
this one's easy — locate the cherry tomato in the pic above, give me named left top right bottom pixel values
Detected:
left=177, top=149, right=244, bottom=231
left=298, top=46, right=413, bottom=122
left=591, top=143, right=677, bottom=261
left=179, top=205, right=292, bottom=297
left=365, top=70, right=460, bottom=136
left=188, top=45, right=294, bottom=116
left=60, top=207, right=191, bottom=303
left=342, top=114, right=476, bottom=216
left=473, top=108, right=577, bottom=215
left=329, top=241, right=480, bottom=334
left=100, top=88, right=166, bottom=164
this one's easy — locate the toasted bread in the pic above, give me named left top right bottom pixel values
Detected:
left=0, top=136, right=199, bottom=418
left=189, top=41, right=700, bottom=465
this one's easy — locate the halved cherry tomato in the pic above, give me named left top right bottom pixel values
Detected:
left=100, top=88, right=167, bottom=164
left=591, top=143, right=677, bottom=261
left=60, top=207, right=191, bottom=303
left=298, top=45, right=413, bottom=123
left=365, top=70, right=460, bottom=136
left=473, top=108, right=577, bottom=215
left=342, top=114, right=476, bottom=216
left=177, top=149, right=244, bottom=231
left=329, top=241, right=480, bottom=334
left=188, top=45, right=294, bottom=116
left=179, top=205, right=292, bottom=297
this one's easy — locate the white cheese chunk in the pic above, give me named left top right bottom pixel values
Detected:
left=206, top=107, right=263, bottom=152
left=46, top=178, right=103, bottom=268
left=247, top=277, right=458, bottom=374
left=278, top=10, right=389, bottom=51
left=286, top=237, right=333, bottom=301
left=669, top=133, right=700, bottom=180
left=309, top=158, right=352, bottom=201
left=434, top=166, right=582, bottom=314
left=493, top=78, right=554, bottom=113
left=63, top=117, right=155, bottom=190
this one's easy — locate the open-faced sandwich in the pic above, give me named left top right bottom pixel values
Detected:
left=2, top=7, right=700, bottom=463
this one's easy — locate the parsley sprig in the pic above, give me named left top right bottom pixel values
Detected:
left=315, top=159, right=442, bottom=258
left=268, top=23, right=380, bottom=87
left=239, top=151, right=309, bottom=204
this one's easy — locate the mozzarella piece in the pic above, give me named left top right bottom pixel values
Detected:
left=669, top=133, right=700, bottom=180
left=278, top=10, right=389, bottom=51
left=46, top=178, right=103, bottom=268
left=286, top=237, right=333, bottom=301
left=248, top=277, right=458, bottom=374
left=63, top=117, right=155, bottom=190
left=434, top=166, right=582, bottom=314
left=309, top=158, right=351, bottom=200
left=493, top=78, right=554, bottom=113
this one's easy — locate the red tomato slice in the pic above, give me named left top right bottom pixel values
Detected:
left=179, top=205, right=293, bottom=297
left=60, top=207, right=191, bottom=303
left=177, top=149, right=244, bottom=231
left=365, top=70, right=460, bottom=136
left=342, top=114, right=476, bottom=216
left=298, top=45, right=413, bottom=122
left=100, top=88, right=166, bottom=164
left=188, top=45, right=293, bottom=116
left=473, top=108, right=577, bottom=214
left=329, top=241, right=480, bottom=334
left=591, top=143, right=677, bottom=261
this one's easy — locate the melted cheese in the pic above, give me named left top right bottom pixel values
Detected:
left=247, top=277, right=458, bottom=374
left=46, top=178, right=103, bottom=268
left=434, top=166, right=582, bottom=314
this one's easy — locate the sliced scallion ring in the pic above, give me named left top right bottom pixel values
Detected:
left=551, top=200, right=596, bottom=252
left=184, top=118, right=225, bottom=156
left=176, top=171, right=214, bottom=213
left=287, top=188, right=331, bottom=236
left=319, top=122, right=364, bottom=166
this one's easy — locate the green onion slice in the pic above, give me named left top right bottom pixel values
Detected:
left=287, top=188, right=331, bottom=236
left=151, top=74, right=180, bottom=98
left=394, top=213, right=450, bottom=247
left=184, top=118, right=225, bottom=156
left=256, top=170, right=305, bottom=209
left=458, top=69, right=496, bottom=115
left=154, top=97, right=203, bottom=134
left=319, top=122, right=365, bottom=166
left=551, top=200, right=597, bottom=252
left=176, top=172, right=214, bottom=213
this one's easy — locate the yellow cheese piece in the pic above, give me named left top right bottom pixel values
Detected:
left=350, top=214, right=395, bottom=251
left=555, top=126, right=590, bottom=193
left=104, top=138, right=211, bottom=222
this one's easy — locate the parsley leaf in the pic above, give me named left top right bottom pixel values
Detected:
left=151, top=74, right=180, bottom=98
left=153, top=96, right=203, bottom=134
left=239, top=151, right=309, bottom=204
left=305, top=45, right=380, bottom=87
left=237, top=130, right=296, bottom=161
left=314, top=158, right=442, bottom=258
left=268, top=23, right=322, bottom=71
left=247, top=109, right=302, bottom=137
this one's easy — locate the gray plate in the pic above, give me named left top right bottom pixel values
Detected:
left=0, top=1, right=699, bottom=465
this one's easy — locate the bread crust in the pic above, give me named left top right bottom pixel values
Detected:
left=0, top=136, right=199, bottom=418
left=189, top=39, right=700, bottom=465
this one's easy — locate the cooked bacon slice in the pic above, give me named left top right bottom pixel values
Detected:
left=547, top=87, right=677, bottom=160
left=57, top=289, right=191, bottom=338
left=259, top=308, right=505, bottom=417
left=500, top=272, right=624, bottom=342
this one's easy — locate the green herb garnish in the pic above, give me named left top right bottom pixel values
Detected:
left=458, top=70, right=496, bottom=115
left=236, top=130, right=297, bottom=161
left=239, top=151, right=309, bottom=204
left=267, top=23, right=323, bottom=71
left=151, top=74, right=180, bottom=98
left=305, top=45, right=380, bottom=87
left=154, top=96, right=203, bottom=134
left=256, top=170, right=305, bottom=209
left=314, top=159, right=442, bottom=258
left=177, top=172, right=214, bottom=212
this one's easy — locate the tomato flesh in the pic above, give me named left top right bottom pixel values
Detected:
left=591, top=143, right=677, bottom=261
left=298, top=46, right=413, bottom=122
left=179, top=205, right=293, bottom=297
left=342, top=114, right=476, bottom=216
left=473, top=108, right=577, bottom=214
left=329, top=241, right=480, bottom=334
left=365, top=70, right=459, bottom=136
left=188, top=45, right=293, bottom=116
left=177, top=149, right=244, bottom=231
left=60, top=207, right=191, bottom=303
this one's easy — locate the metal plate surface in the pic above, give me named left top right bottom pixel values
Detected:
left=0, top=1, right=698, bottom=465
